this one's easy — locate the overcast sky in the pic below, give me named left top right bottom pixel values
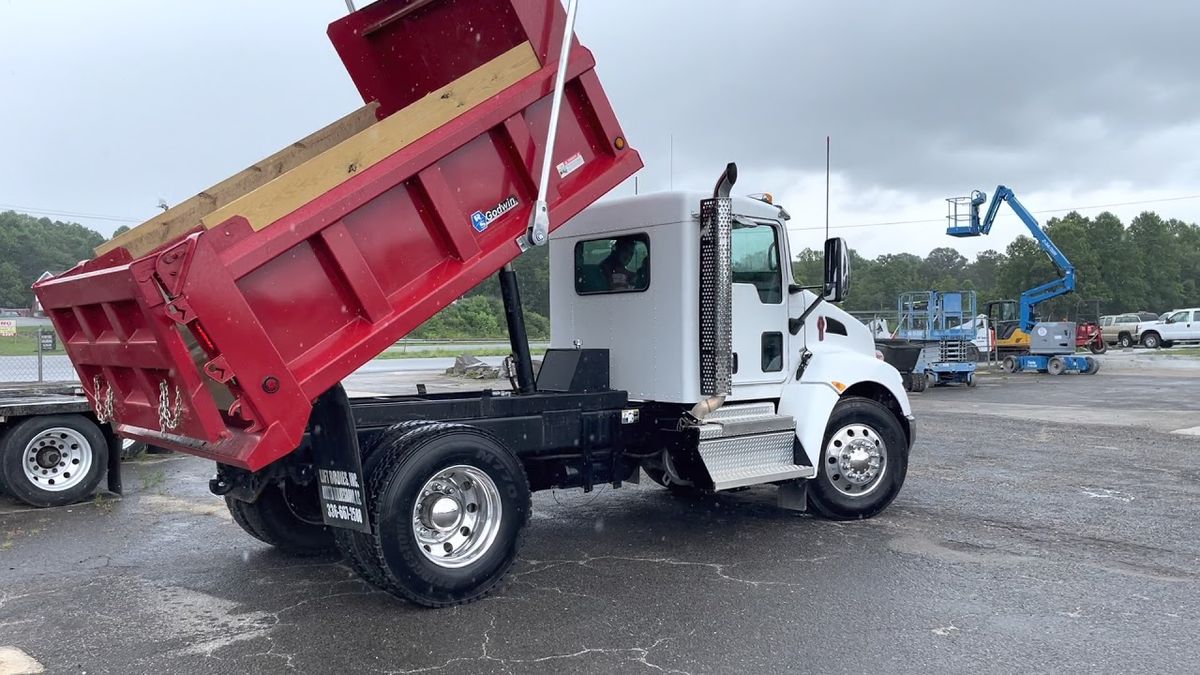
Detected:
left=3, top=0, right=1199, bottom=258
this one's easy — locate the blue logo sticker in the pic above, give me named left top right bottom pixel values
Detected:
left=470, top=195, right=519, bottom=233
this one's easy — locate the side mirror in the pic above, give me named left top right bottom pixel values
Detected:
left=822, top=237, right=850, bottom=302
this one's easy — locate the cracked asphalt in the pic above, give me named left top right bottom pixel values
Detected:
left=1, top=368, right=1198, bottom=673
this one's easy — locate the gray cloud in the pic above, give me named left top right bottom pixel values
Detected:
left=2, top=0, right=1198, bottom=245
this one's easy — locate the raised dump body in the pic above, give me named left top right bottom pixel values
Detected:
left=34, top=0, right=641, bottom=472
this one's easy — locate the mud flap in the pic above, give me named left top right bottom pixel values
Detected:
left=309, top=384, right=371, bottom=534
left=102, top=426, right=123, bottom=496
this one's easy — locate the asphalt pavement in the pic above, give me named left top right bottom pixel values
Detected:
left=1, top=370, right=1198, bottom=673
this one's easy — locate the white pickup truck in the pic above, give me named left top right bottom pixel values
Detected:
left=1136, top=308, right=1200, bottom=349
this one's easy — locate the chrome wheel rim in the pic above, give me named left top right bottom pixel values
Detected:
left=22, top=427, right=92, bottom=492
left=823, top=424, right=887, bottom=497
left=411, top=465, right=502, bottom=568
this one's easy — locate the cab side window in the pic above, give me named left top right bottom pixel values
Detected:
left=574, top=234, right=650, bottom=295
left=731, top=221, right=782, bottom=304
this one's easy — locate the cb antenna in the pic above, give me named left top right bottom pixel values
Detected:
left=825, top=135, right=830, bottom=240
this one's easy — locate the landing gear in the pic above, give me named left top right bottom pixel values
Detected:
left=807, top=397, right=908, bottom=520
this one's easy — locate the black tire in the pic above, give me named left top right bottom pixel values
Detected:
left=807, top=397, right=908, bottom=521
left=911, top=372, right=927, bottom=392
left=367, top=423, right=531, bottom=607
left=1162, top=341, right=1174, bottom=349
left=1141, top=332, right=1161, bottom=349
left=335, top=420, right=435, bottom=591
left=1083, top=356, right=1101, bottom=375
left=1001, top=355, right=1018, bottom=373
left=901, top=372, right=913, bottom=392
left=1118, top=333, right=1133, bottom=349
left=966, top=371, right=977, bottom=387
left=120, top=439, right=147, bottom=460
left=225, top=480, right=336, bottom=556
left=1047, top=356, right=1066, bottom=375
left=0, top=415, right=108, bottom=507
left=1089, top=339, right=1107, bottom=354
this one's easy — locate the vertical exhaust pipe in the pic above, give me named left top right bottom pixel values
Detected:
left=691, top=163, right=737, bottom=422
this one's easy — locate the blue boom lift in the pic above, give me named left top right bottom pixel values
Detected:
left=945, top=186, right=1099, bottom=375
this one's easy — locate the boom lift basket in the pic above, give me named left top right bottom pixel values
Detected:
left=33, top=0, right=642, bottom=471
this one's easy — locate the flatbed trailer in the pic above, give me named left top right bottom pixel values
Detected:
left=0, top=382, right=123, bottom=507
left=34, top=0, right=916, bottom=608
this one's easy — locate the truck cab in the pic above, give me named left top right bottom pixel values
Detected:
left=550, top=189, right=914, bottom=512
left=1138, top=308, right=1200, bottom=348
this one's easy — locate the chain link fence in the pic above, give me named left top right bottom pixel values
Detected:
left=0, top=323, right=78, bottom=383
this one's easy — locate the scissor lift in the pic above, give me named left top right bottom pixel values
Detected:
left=895, top=291, right=978, bottom=387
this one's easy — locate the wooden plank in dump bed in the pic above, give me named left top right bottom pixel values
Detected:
left=95, top=102, right=382, bottom=259
left=99, top=41, right=539, bottom=259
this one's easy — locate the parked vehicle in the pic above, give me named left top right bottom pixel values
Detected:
left=1101, top=313, right=1146, bottom=348
left=1137, top=308, right=1200, bottom=348
left=33, top=0, right=914, bottom=608
left=0, top=383, right=123, bottom=507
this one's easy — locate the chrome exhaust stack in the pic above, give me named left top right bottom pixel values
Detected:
left=690, top=162, right=737, bottom=422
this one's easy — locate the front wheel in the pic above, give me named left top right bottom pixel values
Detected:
left=367, top=424, right=530, bottom=607
left=807, top=397, right=908, bottom=520
left=1001, top=356, right=1018, bottom=373
left=1089, top=338, right=1107, bottom=354
left=1142, top=332, right=1161, bottom=349
left=1047, top=356, right=1066, bottom=375
left=0, top=415, right=108, bottom=507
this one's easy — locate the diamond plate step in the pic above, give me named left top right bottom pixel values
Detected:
left=698, top=431, right=815, bottom=490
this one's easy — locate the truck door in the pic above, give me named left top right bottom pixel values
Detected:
left=1163, top=310, right=1191, bottom=340
left=730, top=219, right=789, bottom=386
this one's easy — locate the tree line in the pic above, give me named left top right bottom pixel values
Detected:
left=792, top=210, right=1200, bottom=320
left=4, top=208, right=1197, bottom=334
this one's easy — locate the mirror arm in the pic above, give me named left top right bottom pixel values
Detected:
left=788, top=283, right=822, bottom=295
left=789, top=295, right=826, bottom=335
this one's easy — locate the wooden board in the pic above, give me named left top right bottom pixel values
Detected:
left=95, top=102, right=382, bottom=258
left=199, top=41, right=539, bottom=234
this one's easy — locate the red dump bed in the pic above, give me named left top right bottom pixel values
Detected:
left=34, top=0, right=642, bottom=471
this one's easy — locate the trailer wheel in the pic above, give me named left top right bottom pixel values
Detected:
left=335, top=420, right=436, bottom=591
left=1118, top=333, right=1133, bottom=349
left=0, top=415, right=108, bottom=508
left=366, top=424, right=530, bottom=607
left=1047, top=356, right=1066, bottom=375
left=808, top=397, right=908, bottom=521
left=225, top=480, right=336, bottom=556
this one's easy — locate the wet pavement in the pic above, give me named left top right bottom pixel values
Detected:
left=1, top=370, right=1198, bottom=673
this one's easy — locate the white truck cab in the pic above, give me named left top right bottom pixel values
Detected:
left=550, top=169, right=914, bottom=519
left=1138, top=308, right=1200, bottom=348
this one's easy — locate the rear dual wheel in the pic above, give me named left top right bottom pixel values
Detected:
left=225, top=478, right=336, bottom=556
left=350, top=423, right=531, bottom=607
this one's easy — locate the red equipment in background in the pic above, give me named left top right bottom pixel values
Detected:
left=34, top=0, right=642, bottom=472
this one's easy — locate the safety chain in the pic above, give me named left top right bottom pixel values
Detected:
left=158, top=380, right=185, bottom=431
left=91, top=375, right=115, bottom=424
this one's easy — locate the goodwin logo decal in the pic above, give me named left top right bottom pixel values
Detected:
left=470, top=195, right=519, bottom=233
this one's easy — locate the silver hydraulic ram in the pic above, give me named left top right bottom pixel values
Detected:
left=691, top=162, right=738, bottom=421
left=525, top=0, right=580, bottom=247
